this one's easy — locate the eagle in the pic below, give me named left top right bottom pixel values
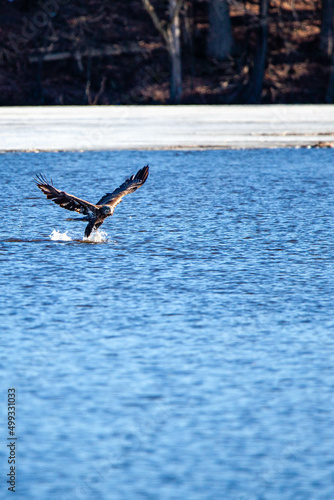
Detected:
left=35, top=166, right=149, bottom=238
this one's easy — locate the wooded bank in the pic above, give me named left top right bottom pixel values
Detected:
left=0, top=1, right=331, bottom=106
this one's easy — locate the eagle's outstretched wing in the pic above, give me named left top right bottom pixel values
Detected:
left=34, top=174, right=98, bottom=216
left=95, top=166, right=149, bottom=208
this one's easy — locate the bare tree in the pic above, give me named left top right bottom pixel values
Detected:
left=323, top=0, right=334, bottom=101
left=319, top=0, right=334, bottom=101
left=207, top=0, right=233, bottom=61
left=246, top=0, right=269, bottom=103
left=142, top=0, right=184, bottom=103
left=321, top=0, right=334, bottom=56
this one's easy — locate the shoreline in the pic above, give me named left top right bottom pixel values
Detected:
left=2, top=105, right=334, bottom=152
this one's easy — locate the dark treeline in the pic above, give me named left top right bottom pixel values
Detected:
left=0, top=0, right=332, bottom=105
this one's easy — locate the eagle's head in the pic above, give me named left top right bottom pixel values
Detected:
left=100, top=205, right=112, bottom=216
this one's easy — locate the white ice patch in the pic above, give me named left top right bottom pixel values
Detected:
left=84, top=230, right=109, bottom=243
left=49, top=229, right=72, bottom=241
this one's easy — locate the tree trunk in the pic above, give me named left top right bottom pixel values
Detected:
left=168, top=0, right=182, bottom=103
left=324, top=1, right=334, bottom=101
left=141, top=0, right=183, bottom=103
left=247, top=0, right=269, bottom=103
left=207, top=0, right=233, bottom=61
left=321, top=0, right=334, bottom=55
left=184, top=1, right=195, bottom=90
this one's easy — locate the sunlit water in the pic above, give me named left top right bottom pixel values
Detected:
left=1, top=149, right=334, bottom=500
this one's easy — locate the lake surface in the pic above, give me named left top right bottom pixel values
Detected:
left=1, top=149, right=334, bottom=499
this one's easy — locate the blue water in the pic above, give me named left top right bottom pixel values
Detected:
left=1, top=149, right=334, bottom=500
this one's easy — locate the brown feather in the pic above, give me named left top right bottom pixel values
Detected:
left=95, top=166, right=149, bottom=207
left=34, top=174, right=98, bottom=216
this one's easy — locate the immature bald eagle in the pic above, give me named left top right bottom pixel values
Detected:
left=35, top=166, right=149, bottom=238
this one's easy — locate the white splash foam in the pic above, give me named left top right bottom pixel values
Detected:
left=84, top=230, right=109, bottom=243
left=49, top=229, right=72, bottom=241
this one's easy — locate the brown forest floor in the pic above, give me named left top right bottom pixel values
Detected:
left=0, top=0, right=329, bottom=106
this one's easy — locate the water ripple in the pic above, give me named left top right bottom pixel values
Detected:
left=1, top=149, right=334, bottom=499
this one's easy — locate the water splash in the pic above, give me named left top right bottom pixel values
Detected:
left=49, top=229, right=108, bottom=243
left=49, top=229, right=72, bottom=241
left=84, top=230, right=109, bottom=243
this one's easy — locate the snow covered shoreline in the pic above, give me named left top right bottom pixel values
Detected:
left=1, top=104, right=334, bottom=151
